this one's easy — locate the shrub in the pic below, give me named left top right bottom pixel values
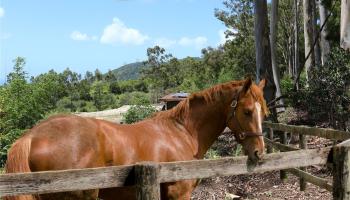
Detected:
left=306, top=47, right=350, bottom=129
left=116, top=92, right=151, bottom=107
left=293, top=47, right=350, bottom=129
left=122, top=105, right=157, bottom=124
left=0, top=129, right=24, bottom=167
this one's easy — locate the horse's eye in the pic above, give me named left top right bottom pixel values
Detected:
left=244, top=110, right=252, bottom=116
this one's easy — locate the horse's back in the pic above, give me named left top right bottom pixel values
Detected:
left=28, top=115, right=106, bottom=171
left=7, top=114, right=197, bottom=199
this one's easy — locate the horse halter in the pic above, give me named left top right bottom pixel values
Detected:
left=226, top=94, right=264, bottom=142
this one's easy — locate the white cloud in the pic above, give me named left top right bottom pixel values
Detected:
left=178, top=36, right=208, bottom=49
left=218, top=30, right=227, bottom=45
left=70, top=31, right=97, bottom=41
left=0, top=7, right=5, bottom=18
left=154, top=38, right=177, bottom=48
left=218, top=29, right=236, bottom=45
left=153, top=36, right=208, bottom=49
left=100, top=18, right=149, bottom=45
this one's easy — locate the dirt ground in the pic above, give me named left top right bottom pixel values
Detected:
left=191, top=133, right=333, bottom=200
left=191, top=168, right=332, bottom=200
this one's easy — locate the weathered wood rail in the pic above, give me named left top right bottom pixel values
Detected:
left=1, top=122, right=350, bottom=199
left=0, top=148, right=330, bottom=198
left=263, top=121, right=350, bottom=199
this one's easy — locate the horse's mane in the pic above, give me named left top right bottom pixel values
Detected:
left=152, top=80, right=268, bottom=122
left=152, top=80, right=268, bottom=123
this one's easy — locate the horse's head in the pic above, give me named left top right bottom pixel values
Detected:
left=226, top=78, right=268, bottom=162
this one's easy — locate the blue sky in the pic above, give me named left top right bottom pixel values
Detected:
left=0, top=0, right=228, bottom=82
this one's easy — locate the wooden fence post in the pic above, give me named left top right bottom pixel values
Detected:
left=267, top=128, right=274, bottom=153
left=135, top=162, right=161, bottom=200
left=333, top=139, right=350, bottom=200
left=280, top=131, right=288, bottom=181
left=299, top=134, right=307, bottom=191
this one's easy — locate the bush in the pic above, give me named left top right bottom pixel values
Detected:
left=294, top=47, right=350, bottom=129
left=122, top=105, right=157, bottom=124
left=116, top=92, right=151, bottom=107
left=0, top=129, right=24, bottom=167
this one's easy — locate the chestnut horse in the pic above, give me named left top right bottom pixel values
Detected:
left=5, top=78, right=268, bottom=200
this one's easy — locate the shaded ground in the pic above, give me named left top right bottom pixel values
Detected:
left=191, top=132, right=333, bottom=200
left=192, top=168, right=332, bottom=200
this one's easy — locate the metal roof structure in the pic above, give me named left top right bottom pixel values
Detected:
left=159, top=92, right=189, bottom=102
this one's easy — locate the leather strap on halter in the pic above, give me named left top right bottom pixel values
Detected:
left=226, top=93, right=263, bottom=141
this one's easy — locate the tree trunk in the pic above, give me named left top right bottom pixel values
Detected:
left=341, top=0, right=350, bottom=50
left=288, top=36, right=294, bottom=76
left=270, top=0, right=285, bottom=112
left=319, top=1, right=330, bottom=65
left=303, top=0, right=315, bottom=82
left=294, top=0, right=300, bottom=89
left=313, top=1, right=322, bottom=67
left=254, top=0, right=276, bottom=108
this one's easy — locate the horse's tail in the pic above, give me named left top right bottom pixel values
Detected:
left=4, top=136, right=36, bottom=200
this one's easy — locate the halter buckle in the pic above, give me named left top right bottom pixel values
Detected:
left=231, top=100, right=237, bottom=108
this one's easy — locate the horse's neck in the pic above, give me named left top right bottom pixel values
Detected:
left=185, top=96, right=229, bottom=158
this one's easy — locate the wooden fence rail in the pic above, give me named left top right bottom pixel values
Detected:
left=263, top=122, right=350, bottom=140
left=264, top=122, right=350, bottom=198
left=264, top=136, right=333, bottom=192
left=0, top=148, right=331, bottom=197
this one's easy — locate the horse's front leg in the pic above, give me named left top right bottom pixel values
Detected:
left=161, top=180, right=197, bottom=200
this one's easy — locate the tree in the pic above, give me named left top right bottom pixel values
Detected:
left=201, top=47, right=226, bottom=85
left=313, top=0, right=322, bottom=67
left=32, top=70, right=66, bottom=111
left=254, top=0, right=276, bottom=105
left=105, top=69, right=117, bottom=82
left=294, top=0, right=301, bottom=88
left=319, top=1, right=330, bottom=64
left=340, top=0, right=350, bottom=50
left=270, top=0, right=284, bottom=111
left=90, top=81, right=112, bottom=110
left=94, top=69, right=103, bottom=81
left=215, top=0, right=256, bottom=77
left=141, top=46, right=174, bottom=94
left=84, top=71, right=94, bottom=83
left=303, top=0, right=316, bottom=82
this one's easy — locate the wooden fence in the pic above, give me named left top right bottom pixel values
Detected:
left=0, top=123, right=350, bottom=199
left=264, top=122, right=350, bottom=199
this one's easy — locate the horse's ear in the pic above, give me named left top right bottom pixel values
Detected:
left=242, top=77, right=253, bottom=94
left=258, top=78, right=266, bottom=89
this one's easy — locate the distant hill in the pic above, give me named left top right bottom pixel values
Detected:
left=110, top=57, right=201, bottom=81
left=111, top=62, right=148, bottom=81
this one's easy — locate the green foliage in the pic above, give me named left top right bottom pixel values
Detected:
left=122, top=105, right=157, bottom=124
left=204, top=148, right=220, bottom=159
left=0, top=129, right=24, bottom=166
left=90, top=81, right=116, bottom=110
left=290, top=47, right=350, bottom=130
left=215, top=0, right=256, bottom=77
left=280, top=75, right=294, bottom=95
left=0, top=57, right=45, bottom=167
left=141, top=46, right=178, bottom=92
left=306, top=47, right=350, bottom=129
left=1, top=57, right=42, bottom=129
left=116, top=92, right=151, bottom=107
